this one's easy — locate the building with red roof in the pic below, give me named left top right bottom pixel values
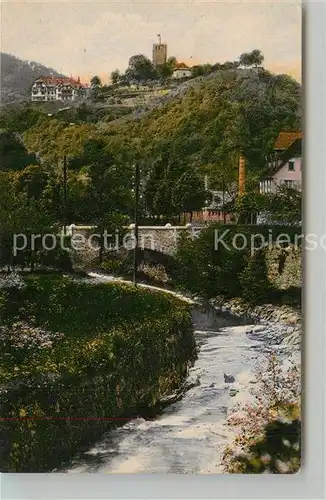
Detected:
left=259, top=131, right=302, bottom=194
left=31, top=76, right=89, bottom=102
left=273, top=131, right=302, bottom=151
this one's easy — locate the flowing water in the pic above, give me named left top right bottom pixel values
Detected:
left=61, top=296, right=296, bottom=474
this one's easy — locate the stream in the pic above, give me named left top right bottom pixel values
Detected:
left=60, top=281, right=299, bottom=474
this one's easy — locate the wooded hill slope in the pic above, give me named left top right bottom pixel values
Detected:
left=3, top=67, right=301, bottom=221
left=99, top=67, right=302, bottom=187
left=0, top=52, right=64, bottom=104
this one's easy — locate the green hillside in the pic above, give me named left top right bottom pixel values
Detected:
left=24, top=68, right=301, bottom=171
left=103, top=68, right=301, bottom=184
left=1, top=67, right=301, bottom=223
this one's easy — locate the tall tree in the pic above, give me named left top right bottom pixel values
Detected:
left=110, top=69, right=120, bottom=85
left=167, top=56, right=177, bottom=67
left=80, top=139, right=133, bottom=261
left=172, top=170, right=207, bottom=221
left=90, top=75, right=102, bottom=88
left=125, top=55, right=157, bottom=82
left=156, top=63, right=173, bottom=80
left=0, top=171, right=53, bottom=269
left=90, top=75, right=102, bottom=100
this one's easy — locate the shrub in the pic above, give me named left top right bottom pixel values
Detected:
left=100, top=259, right=123, bottom=275
left=0, top=232, right=73, bottom=272
left=240, top=249, right=273, bottom=303
left=175, top=223, right=301, bottom=304
left=176, top=225, right=250, bottom=297
left=138, top=262, right=170, bottom=285
left=37, top=245, right=73, bottom=271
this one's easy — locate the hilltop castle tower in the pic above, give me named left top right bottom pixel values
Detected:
left=152, top=34, right=167, bottom=67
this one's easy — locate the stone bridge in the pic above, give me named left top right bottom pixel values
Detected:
left=128, top=224, right=203, bottom=256
left=67, top=224, right=203, bottom=260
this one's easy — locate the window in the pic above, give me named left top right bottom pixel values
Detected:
left=288, top=160, right=295, bottom=171
left=284, top=180, right=296, bottom=188
left=263, top=179, right=272, bottom=193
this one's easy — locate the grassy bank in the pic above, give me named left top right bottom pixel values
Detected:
left=0, top=274, right=195, bottom=472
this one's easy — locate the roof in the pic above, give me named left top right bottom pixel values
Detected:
left=173, top=62, right=191, bottom=70
left=273, top=131, right=302, bottom=151
left=33, top=76, right=88, bottom=88
left=261, top=137, right=302, bottom=180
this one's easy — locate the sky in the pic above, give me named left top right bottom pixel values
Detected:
left=1, top=0, right=301, bottom=83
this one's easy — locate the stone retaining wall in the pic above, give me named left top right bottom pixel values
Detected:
left=210, top=295, right=301, bottom=349
left=265, top=246, right=302, bottom=290
left=210, top=295, right=301, bottom=326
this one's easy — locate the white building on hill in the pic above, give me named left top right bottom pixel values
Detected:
left=31, top=76, right=89, bottom=102
left=172, top=63, right=192, bottom=79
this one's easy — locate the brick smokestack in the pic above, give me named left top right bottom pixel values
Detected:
left=238, top=151, right=245, bottom=195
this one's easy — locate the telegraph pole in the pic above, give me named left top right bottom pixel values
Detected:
left=222, top=175, right=226, bottom=224
left=62, top=155, right=68, bottom=235
left=133, top=162, right=140, bottom=286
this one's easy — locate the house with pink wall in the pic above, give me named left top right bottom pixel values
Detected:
left=259, top=132, right=302, bottom=194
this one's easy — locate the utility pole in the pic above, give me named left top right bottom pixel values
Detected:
left=133, top=162, right=140, bottom=286
left=62, top=155, right=68, bottom=235
left=221, top=175, right=226, bottom=224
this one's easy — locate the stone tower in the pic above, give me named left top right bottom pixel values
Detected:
left=152, top=34, right=167, bottom=67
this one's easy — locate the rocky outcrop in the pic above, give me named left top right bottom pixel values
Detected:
left=265, top=245, right=302, bottom=290
left=210, top=295, right=300, bottom=325
left=210, top=296, right=301, bottom=351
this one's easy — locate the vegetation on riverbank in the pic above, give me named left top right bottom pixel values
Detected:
left=0, top=274, right=195, bottom=472
left=174, top=224, right=301, bottom=306
left=222, top=354, right=301, bottom=473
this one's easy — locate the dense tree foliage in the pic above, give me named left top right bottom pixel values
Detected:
left=90, top=75, right=102, bottom=100
left=0, top=130, right=37, bottom=171
left=239, top=49, right=264, bottom=68
left=125, top=54, right=157, bottom=82
left=260, top=185, right=302, bottom=224
left=0, top=104, right=46, bottom=133
left=90, top=75, right=102, bottom=87
left=110, top=69, right=120, bottom=84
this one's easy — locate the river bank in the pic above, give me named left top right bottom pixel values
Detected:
left=210, top=295, right=300, bottom=325
left=60, top=298, right=300, bottom=474
left=0, top=274, right=196, bottom=472
left=209, top=295, right=301, bottom=350
left=1, top=271, right=301, bottom=473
